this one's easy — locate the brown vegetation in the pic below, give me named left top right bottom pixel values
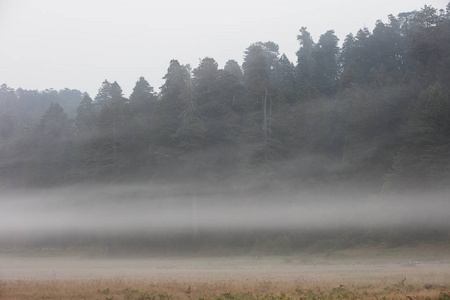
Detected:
left=1, top=258, right=449, bottom=300
left=1, top=276, right=449, bottom=299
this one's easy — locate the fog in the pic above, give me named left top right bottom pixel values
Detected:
left=1, top=184, right=449, bottom=252
left=2, top=0, right=444, bottom=97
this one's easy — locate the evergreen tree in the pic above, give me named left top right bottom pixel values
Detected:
left=224, top=59, right=243, bottom=82
left=339, top=33, right=357, bottom=89
left=25, top=103, right=74, bottom=185
left=314, top=30, right=339, bottom=96
left=57, top=88, right=85, bottom=118
left=385, top=83, right=450, bottom=191
left=243, top=43, right=271, bottom=103
left=0, top=84, right=19, bottom=143
left=193, top=57, right=240, bottom=149
left=151, top=60, right=192, bottom=176
left=349, top=27, right=372, bottom=83
left=129, top=77, right=156, bottom=111
left=75, top=95, right=96, bottom=138
left=242, top=42, right=283, bottom=166
left=296, top=27, right=316, bottom=91
left=73, top=95, right=97, bottom=181
left=192, top=57, right=219, bottom=104
left=128, top=77, right=158, bottom=178
left=129, top=76, right=157, bottom=137
left=110, top=81, right=123, bottom=102
left=0, top=85, right=20, bottom=185
left=272, top=54, right=296, bottom=104
left=94, top=81, right=137, bottom=181
left=94, top=79, right=113, bottom=108
left=409, top=5, right=450, bottom=85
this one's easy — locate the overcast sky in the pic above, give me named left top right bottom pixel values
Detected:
left=0, top=0, right=447, bottom=98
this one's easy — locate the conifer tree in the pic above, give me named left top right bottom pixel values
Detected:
left=28, top=103, right=73, bottom=185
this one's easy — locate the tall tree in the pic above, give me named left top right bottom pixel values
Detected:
left=192, top=57, right=219, bottom=104
left=224, top=59, right=243, bottom=82
left=73, top=95, right=97, bottom=181
left=151, top=60, right=192, bottom=176
left=243, top=43, right=271, bottom=103
left=346, top=27, right=372, bottom=84
left=242, top=42, right=282, bottom=165
left=385, top=83, right=450, bottom=191
left=129, top=76, right=157, bottom=132
left=25, top=103, right=74, bottom=185
left=94, top=79, right=113, bottom=108
left=314, top=30, right=339, bottom=96
left=296, top=27, right=316, bottom=91
left=272, top=54, right=296, bottom=104
left=192, top=57, right=240, bottom=149
left=129, top=77, right=156, bottom=109
left=128, top=77, right=158, bottom=177
left=409, top=5, right=450, bottom=85
left=339, top=33, right=357, bottom=89
left=57, top=88, right=85, bottom=118
left=109, top=81, right=123, bottom=102
left=94, top=81, right=137, bottom=181
left=75, top=95, right=96, bottom=139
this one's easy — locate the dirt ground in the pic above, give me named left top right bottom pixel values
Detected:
left=0, top=256, right=449, bottom=282
left=1, top=253, right=449, bottom=299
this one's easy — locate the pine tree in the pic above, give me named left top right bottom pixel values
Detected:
left=151, top=60, right=192, bottom=177
left=94, top=79, right=113, bottom=108
left=224, top=59, right=243, bottom=82
left=73, top=95, right=97, bottom=181
left=94, top=81, right=137, bottom=181
left=314, top=30, right=339, bottom=96
left=26, top=103, right=74, bottom=185
left=296, top=27, right=316, bottom=91
left=385, top=83, right=450, bottom=191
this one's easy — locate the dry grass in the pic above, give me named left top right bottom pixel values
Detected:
left=1, top=276, right=449, bottom=300
left=1, top=258, right=449, bottom=300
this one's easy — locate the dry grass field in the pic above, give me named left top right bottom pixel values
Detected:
left=1, top=249, right=450, bottom=300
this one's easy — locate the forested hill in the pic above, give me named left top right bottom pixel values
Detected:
left=1, top=4, right=449, bottom=192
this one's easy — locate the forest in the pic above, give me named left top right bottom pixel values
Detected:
left=1, top=3, right=450, bottom=195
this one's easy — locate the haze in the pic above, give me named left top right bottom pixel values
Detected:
left=0, top=0, right=446, bottom=96
left=1, top=184, right=449, bottom=252
left=1, top=0, right=450, bottom=259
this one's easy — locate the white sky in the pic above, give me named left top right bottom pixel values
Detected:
left=0, top=0, right=447, bottom=98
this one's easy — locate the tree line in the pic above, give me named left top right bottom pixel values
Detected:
left=1, top=4, right=449, bottom=192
